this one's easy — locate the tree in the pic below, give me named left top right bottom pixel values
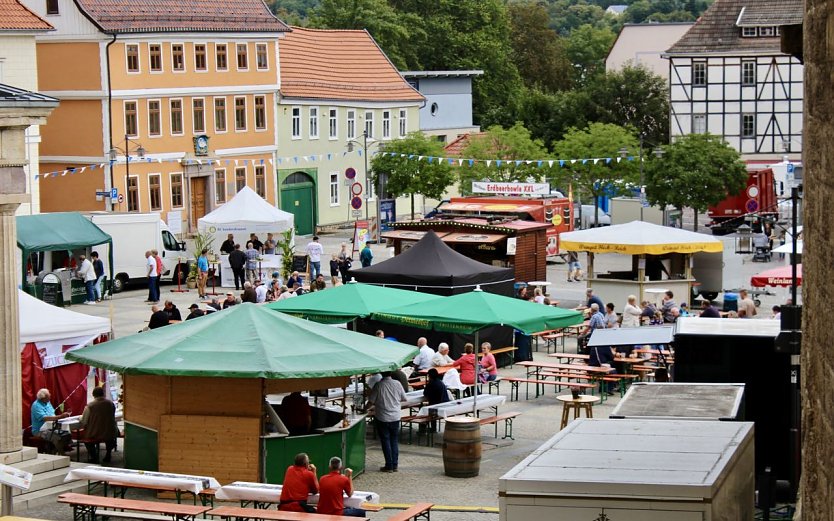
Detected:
left=517, top=87, right=591, bottom=147
left=552, top=123, right=639, bottom=225
left=370, top=133, right=453, bottom=218
left=508, top=1, right=573, bottom=93
left=457, top=123, right=549, bottom=195
left=643, top=133, right=748, bottom=230
left=565, top=24, right=617, bottom=84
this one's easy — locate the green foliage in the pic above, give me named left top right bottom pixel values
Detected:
left=545, top=0, right=619, bottom=35
left=508, top=1, right=573, bottom=93
left=192, top=231, right=215, bottom=261
left=644, top=133, right=748, bottom=215
left=370, top=133, right=454, bottom=201
left=622, top=0, right=709, bottom=24
left=566, top=24, right=617, bottom=84
left=517, top=87, right=590, bottom=148
left=458, top=123, right=548, bottom=194
left=277, top=229, right=296, bottom=279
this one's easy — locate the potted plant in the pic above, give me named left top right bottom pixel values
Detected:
left=186, top=263, right=198, bottom=289
left=277, top=228, right=295, bottom=280
left=187, top=231, right=215, bottom=289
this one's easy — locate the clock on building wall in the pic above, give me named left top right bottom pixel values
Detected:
left=193, top=135, right=210, bottom=156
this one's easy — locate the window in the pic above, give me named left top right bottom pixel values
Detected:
left=149, top=44, right=162, bottom=72
left=172, top=44, right=184, bottom=71
left=216, top=43, right=228, bottom=71
left=742, top=60, right=756, bottom=86
left=255, top=165, right=266, bottom=198
left=46, top=0, right=59, bottom=15
left=382, top=110, right=391, bottom=139
left=127, top=176, right=139, bottom=212
left=364, top=111, right=374, bottom=138
left=192, top=98, right=205, bottom=133
left=149, top=174, right=162, bottom=211
left=234, top=96, right=247, bottom=131
left=256, top=43, right=268, bottom=70
left=215, top=169, right=226, bottom=203
left=347, top=110, right=356, bottom=140
left=309, top=107, right=319, bottom=139
left=170, top=173, right=183, bottom=208
left=170, top=99, right=183, bottom=135
left=742, top=114, right=755, bottom=138
left=692, top=114, right=706, bottom=134
left=236, top=43, right=248, bottom=70
left=124, top=101, right=138, bottom=137
left=742, top=27, right=757, bottom=37
left=399, top=109, right=407, bottom=137
left=214, top=97, right=227, bottom=132
left=328, top=108, right=337, bottom=139
left=235, top=166, right=246, bottom=193
left=126, top=44, right=139, bottom=73
left=254, top=96, right=266, bottom=130
left=194, top=44, right=207, bottom=71
left=148, top=100, right=161, bottom=136
left=692, top=61, right=706, bottom=86
left=759, top=26, right=775, bottom=37
left=291, top=107, right=301, bottom=138
left=329, top=172, right=339, bottom=206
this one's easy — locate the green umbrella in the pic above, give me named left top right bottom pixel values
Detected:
left=266, top=281, right=440, bottom=324
left=370, top=288, right=583, bottom=335
left=65, top=303, right=418, bottom=378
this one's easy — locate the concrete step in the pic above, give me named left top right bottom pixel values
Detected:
left=10, top=479, right=87, bottom=511
left=12, top=468, right=74, bottom=496
left=9, top=453, right=70, bottom=475
left=0, top=446, right=38, bottom=465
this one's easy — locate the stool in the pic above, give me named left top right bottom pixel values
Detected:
left=557, top=395, right=601, bottom=429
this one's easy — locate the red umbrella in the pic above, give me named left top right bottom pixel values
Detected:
left=751, top=264, right=802, bottom=287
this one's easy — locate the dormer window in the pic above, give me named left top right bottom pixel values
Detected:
left=740, top=26, right=780, bottom=37
left=46, top=0, right=58, bottom=14
left=742, top=27, right=757, bottom=37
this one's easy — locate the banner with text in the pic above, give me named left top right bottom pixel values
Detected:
left=472, top=182, right=551, bottom=195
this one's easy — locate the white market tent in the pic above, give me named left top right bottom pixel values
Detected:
left=198, top=186, right=294, bottom=247
left=19, top=289, right=110, bottom=344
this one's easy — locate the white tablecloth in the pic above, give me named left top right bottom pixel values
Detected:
left=64, top=466, right=220, bottom=495
left=59, top=411, right=123, bottom=431
left=403, top=390, right=425, bottom=408
left=214, top=481, right=379, bottom=508
left=417, top=394, right=506, bottom=418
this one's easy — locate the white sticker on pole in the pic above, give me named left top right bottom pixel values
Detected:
left=0, top=464, right=32, bottom=491
left=472, top=181, right=550, bottom=195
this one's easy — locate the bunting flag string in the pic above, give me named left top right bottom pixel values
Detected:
left=33, top=149, right=637, bottom=181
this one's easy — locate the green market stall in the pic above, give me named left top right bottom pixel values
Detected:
left=17, top=212, right=114, bottom=305
left=66, top=304, right=417, bottom=484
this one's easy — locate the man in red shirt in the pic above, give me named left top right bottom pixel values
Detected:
left=278, top=453, right=318, bottom=512
left=317, top=457, right=366, bottom=517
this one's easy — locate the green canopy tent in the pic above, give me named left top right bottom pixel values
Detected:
left=266, top=281, right=440, bottom=324
left=17, top=212, right=114, bottom=291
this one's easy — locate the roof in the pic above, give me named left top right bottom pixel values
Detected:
left=666, top=0, right=803, bottom=54
left=19, top=289, right=110, bottom=343
left=0, top=83, right=58, bottom=106
left=17, top=212, right=111, bottom=253
left=279, top=27, right=424, bottom=102
left=73, top=0, right=290, bottom=34
left=0, top=0, right=52, bottom=31
left=560, top=220, right=723, bottom=254
left=400, top=70, right=484, bottom=79
left=444, top=132, right=486, bottom=158
left=394, top=217, right=551, bottom=234
left=198, top=186, right=293, bottom=230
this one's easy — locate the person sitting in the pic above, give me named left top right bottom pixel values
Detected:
left=30, top=388, right=71, bottom=453
left=309, top=273, right=327, bottom=292
left=162, top=300, right=182, bottom=322
left=148, top=305, right=169, bottom=329
left=277, top=285, right=296, bottom=301
left=255, top=280, right=268, bottom=303
left=423, top=369, right=449, bottom=407
left=279, top=392, right=311, bottom=436
left=185, top=303, right=204, bottom=320
left=431, top=343, right=454, bottom=367
left=699, top=299, right=721, bottom=318
left=79, top=386, right=119, bottom=463
left=317, top=457, right=365, bottom=517
left=287, top=271, right=302, bottom=291
left=241, top=281, right=257, bottom=303
left=278, top=453, right=318, bottom=513
left=588, top=344, right=617, bottom=396
left=411, top=337, right=435, bottom=371
left=452, top=343, right=477, bottom=394
left=222, top=292, right=237, bottom=309
left=578, top=303, right=605, bottom=353
left=479, top=342, right=498, bottom=381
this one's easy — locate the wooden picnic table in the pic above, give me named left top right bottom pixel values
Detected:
left=58, top=492, right=210, bottom=521
left=64, top=466, right=220, bottom=505
left=547, top=352, right=589, bottom=362
left=206, top=505, right=367, bottom=521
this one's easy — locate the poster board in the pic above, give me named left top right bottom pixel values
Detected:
left=352, top=220, right=370, bottom=256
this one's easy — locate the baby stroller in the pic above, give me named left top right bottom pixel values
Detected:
left=751, top=233, right=772, bottom=262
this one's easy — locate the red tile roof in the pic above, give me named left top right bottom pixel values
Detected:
left=279, top=27, right=424, bottom=102
left=0, top=0, right=53, bottom=31
left=74, top=0, right=289, bottom=34
left=444, top=132, right=486, bottom=158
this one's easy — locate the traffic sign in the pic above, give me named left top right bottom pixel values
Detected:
left=111, top=187, right=118, bottom=199
left=746, top=198, right=759, bottom=213
left=350, top=182, right=363, bottom=196
left=351, top=196, right=363, bottom=210
left=95, top=191, right=110, bottom=197
left=352, top=209, right=362, bottom=218
left=345, top=167, right=356, bottom=179
left=117, top=194, right=124, bottom=203
left=786, top=163, right=795, bottom=174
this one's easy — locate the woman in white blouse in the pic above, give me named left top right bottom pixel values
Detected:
left=622, top=294, right=642, bottom=328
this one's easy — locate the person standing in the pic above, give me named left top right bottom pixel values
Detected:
left=263, top=233, right=276, bottom=254
left=317, top=457, right=365, bottom=517
left=249, top=233, right=264, bottom=252
left=329, top=254, right=340, bottom=286
left=219, top=233, right=235, bottom=255
left=567, top=250, right=582, bottom=282
left=197, top=248, right=209, bottom=299
left=367, top=372, right=406, bottom=472
left=152, top=249, right=164, bottom=300
left=145, top=251, right=159, bottom=303
left=228, top=244, right=246, bottom=291
left=77, top=254, right=97, bottom=305
left=91, top=251, right=105, bottom=302
left=359, top=242, right=373, bottom=268
left=305, top=236, right=324, bottom=279
left=278, top=453, right=318, bottom=513
left=661, top=290, right=677, bottom=323
left=79, top=386, right=119, bottom=463
left=622, top=295, right=641, bottom=328
left=244, top=241, right=259, bottom=283
left=338, top=243, right=352, bottom=282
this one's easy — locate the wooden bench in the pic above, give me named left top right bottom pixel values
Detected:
left=207, top=505, right=367, bottom=520
left=478, top=411, right=521, bottom=439
left=58, top=492, right=210, bottom=521
left=400, top=415, right=434, bottom=446
left=502, top=377, right=595, bottom=401
left=386, top=502, right=433, bottom=521
left=541, top=332, right=567, bottom=353
left=106, top=480, right=216, bottom=506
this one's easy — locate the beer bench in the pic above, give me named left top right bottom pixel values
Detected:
left=57, top=492, right=210, bottom=521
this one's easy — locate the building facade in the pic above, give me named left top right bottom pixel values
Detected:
left=20, top=0, right=289, bottom=232
left=605, top=23, right=693, bottom=78
left=277, top=27, right=424, bottom=234
left=400, top=70, right=481, bottom=144
left=663, top=0, right=804, bottom=161
left=0, top=0, right=54, bottom=215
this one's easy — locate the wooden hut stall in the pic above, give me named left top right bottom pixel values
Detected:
left=383, top=218, right=550, bottom=284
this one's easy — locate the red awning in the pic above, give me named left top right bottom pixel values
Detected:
left=441, top=232, right=506, bottom=244
left=751, top=264, right=802, bottom=287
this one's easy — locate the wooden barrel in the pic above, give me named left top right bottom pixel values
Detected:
left=443, top=417, right=482, bottom=478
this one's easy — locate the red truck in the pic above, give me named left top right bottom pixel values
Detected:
left=708, top=168, right=777, bottom=235
left=433, top=195, right=574, bottom=256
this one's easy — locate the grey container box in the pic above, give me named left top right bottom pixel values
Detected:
left=499, top=418, right=755, bottom=521
left=609, top=382, right=745, bottom=421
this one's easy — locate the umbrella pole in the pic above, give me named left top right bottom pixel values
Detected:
left=473, top=331, right=479, bottom=414
left=341, top=386, right=348, bottom=427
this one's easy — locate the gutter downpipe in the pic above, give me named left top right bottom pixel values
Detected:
left=105, top=32, right=117, bottom=211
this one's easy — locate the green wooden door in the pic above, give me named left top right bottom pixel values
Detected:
left=281, top=182, right=315, bottom=235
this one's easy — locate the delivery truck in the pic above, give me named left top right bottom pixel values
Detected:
left=85, top=212, right=188, bottom=292
left=708, top=168, right=777, bottom=235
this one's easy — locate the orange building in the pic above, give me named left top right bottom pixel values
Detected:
left=21, top=0, right=289, bottom=232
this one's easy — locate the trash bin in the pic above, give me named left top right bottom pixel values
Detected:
left=723, top=292, right=738, bottom=312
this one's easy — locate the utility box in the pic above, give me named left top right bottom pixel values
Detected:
left=499, top=419, right=755, bottom=521
left=610, top=382, right=745, bottom=421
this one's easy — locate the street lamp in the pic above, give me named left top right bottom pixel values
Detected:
left=346, top=130, right=383, bottom=242
left=620, top=136, right=664, bottom=221
left=109, top=134, right=146, bottom=211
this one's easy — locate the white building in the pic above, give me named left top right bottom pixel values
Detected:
left=606, top=23, right=693, bottom=78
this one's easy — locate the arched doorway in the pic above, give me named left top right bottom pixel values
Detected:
left=280, top=171, right=316, bottom=235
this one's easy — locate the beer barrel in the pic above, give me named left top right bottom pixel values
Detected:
left=443, top=417, right=482, bottom=477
